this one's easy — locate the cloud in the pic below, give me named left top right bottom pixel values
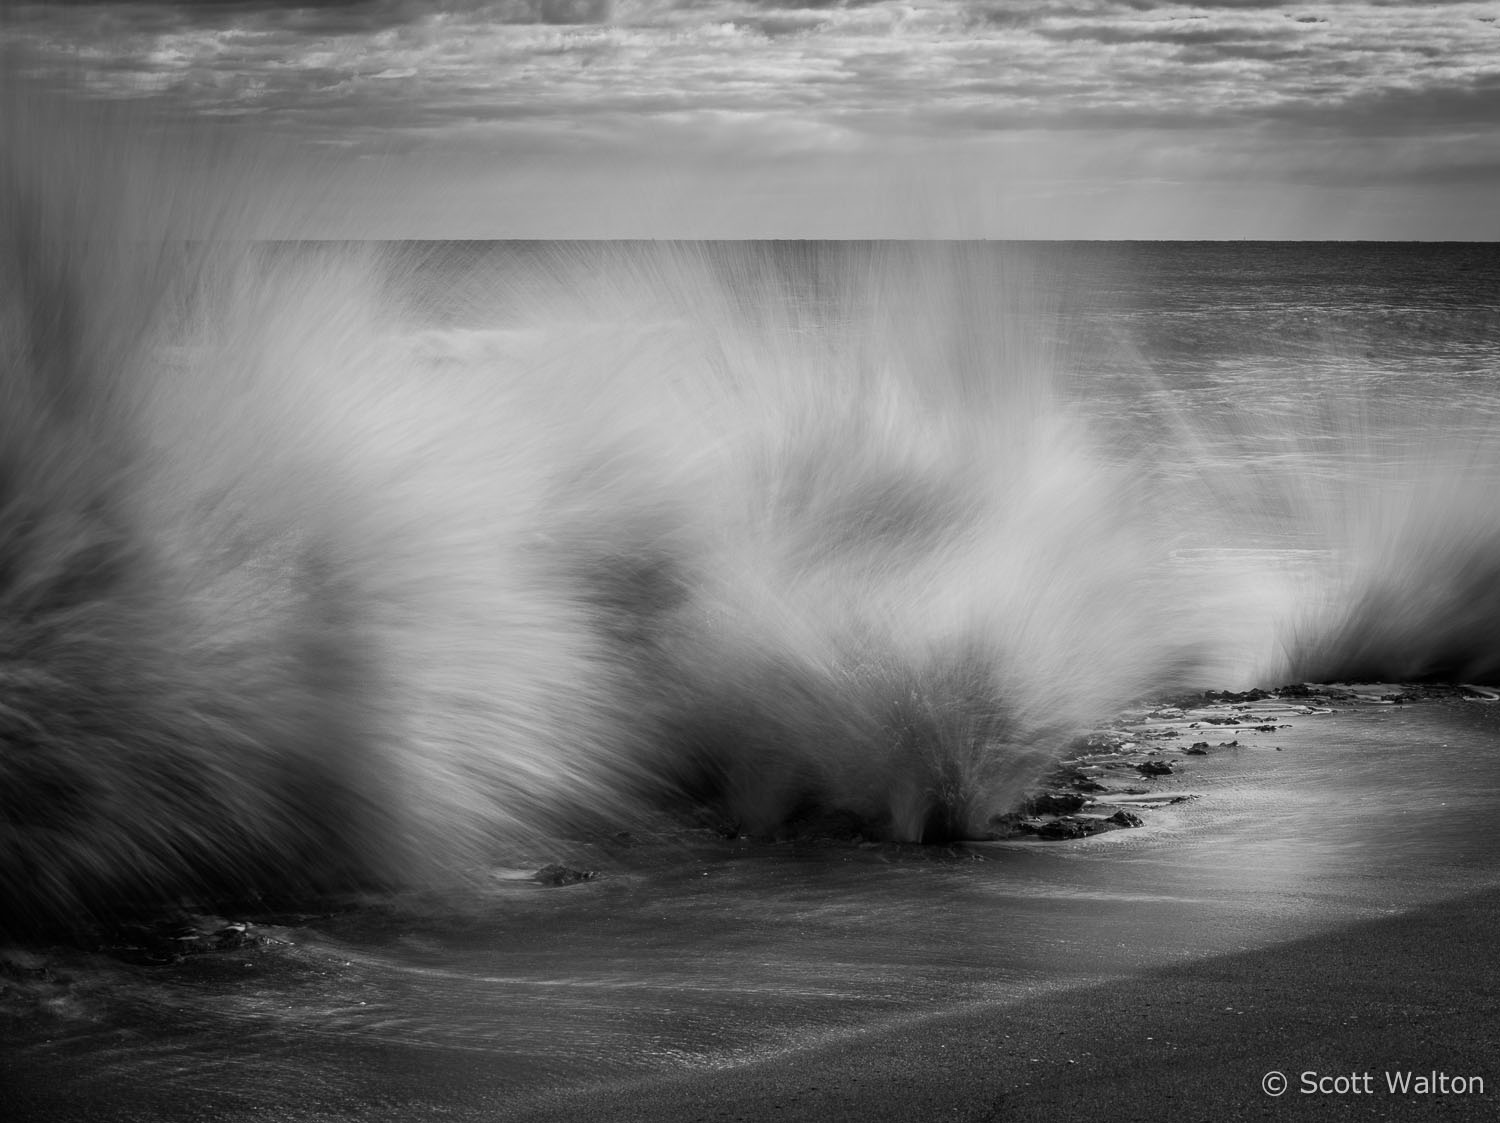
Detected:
left=6, top=1, right=1498, bottom=235
left=10, top=2, right=1497, bottom=147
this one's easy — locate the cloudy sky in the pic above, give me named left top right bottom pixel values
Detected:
left=6, top=0, right=1498, bottom=237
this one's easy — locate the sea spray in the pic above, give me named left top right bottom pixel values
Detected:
left=1280, top=434, right=1500, bottom=685
left=1, top=89, right=1247, bottom=934
left=1, top=93, right=655, bottom=932
left=1138, top=312, right=1500, bottom=688
left=423, top=241, right=1231, bottom=837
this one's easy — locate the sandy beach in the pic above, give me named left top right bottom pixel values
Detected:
left=512, top=885, right=1500, bottom=1122
left=3, top=690, right=1497, bottom=1121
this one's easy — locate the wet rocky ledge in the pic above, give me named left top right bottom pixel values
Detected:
left=678, top=680, right=1489, bottom=851
left=983, top=680, right=1495, bottom=843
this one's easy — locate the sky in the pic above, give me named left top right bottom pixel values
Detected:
left=4, top=0, right=1499, bottom=238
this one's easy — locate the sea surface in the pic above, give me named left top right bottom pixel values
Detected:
left=389, top=238, right=1500, bottom=509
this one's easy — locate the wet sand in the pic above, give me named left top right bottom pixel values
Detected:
left=4, top=691, right=1498, bottom=1121
left=516, top=886, right=1500, bottom=1122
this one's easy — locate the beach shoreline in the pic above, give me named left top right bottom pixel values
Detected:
left=508, top=882, right=1500, bottom=1122
left=3, top=687, right=1498, bottom=1121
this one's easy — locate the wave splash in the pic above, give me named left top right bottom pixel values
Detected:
left=3, top=90, right=1497, bottom=933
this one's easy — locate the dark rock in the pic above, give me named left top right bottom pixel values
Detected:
left=1003, top=813, right=1120, bottom=841
left=1204, top=688, right=1271, bottom=703
left=1135, top=760, right=1174, bottom=777
left=1194, top=683, right=1266, bottom=701
left=1048, top=766, right=1086, bottom=783
left=0, top=949, right=51, bottom=980
left=1047, top=765, right=1108, bottom=792
left=1108, top=810, right=1144, bottom=828
left=1035, top=818, right=1093, bottom=840
left=1275, top=683, right=1312, bottom=697
left=97, top=915, right=262, bottom=965
left=533, top=865, right=598, bottom=887
left=985, top=813, right=1027, bottom=836
left=1184, top=742, right=1210, bottom=755
left=1025, top=792, right=1087, bottom=815
left=212, top=923, right=253, bottom=951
